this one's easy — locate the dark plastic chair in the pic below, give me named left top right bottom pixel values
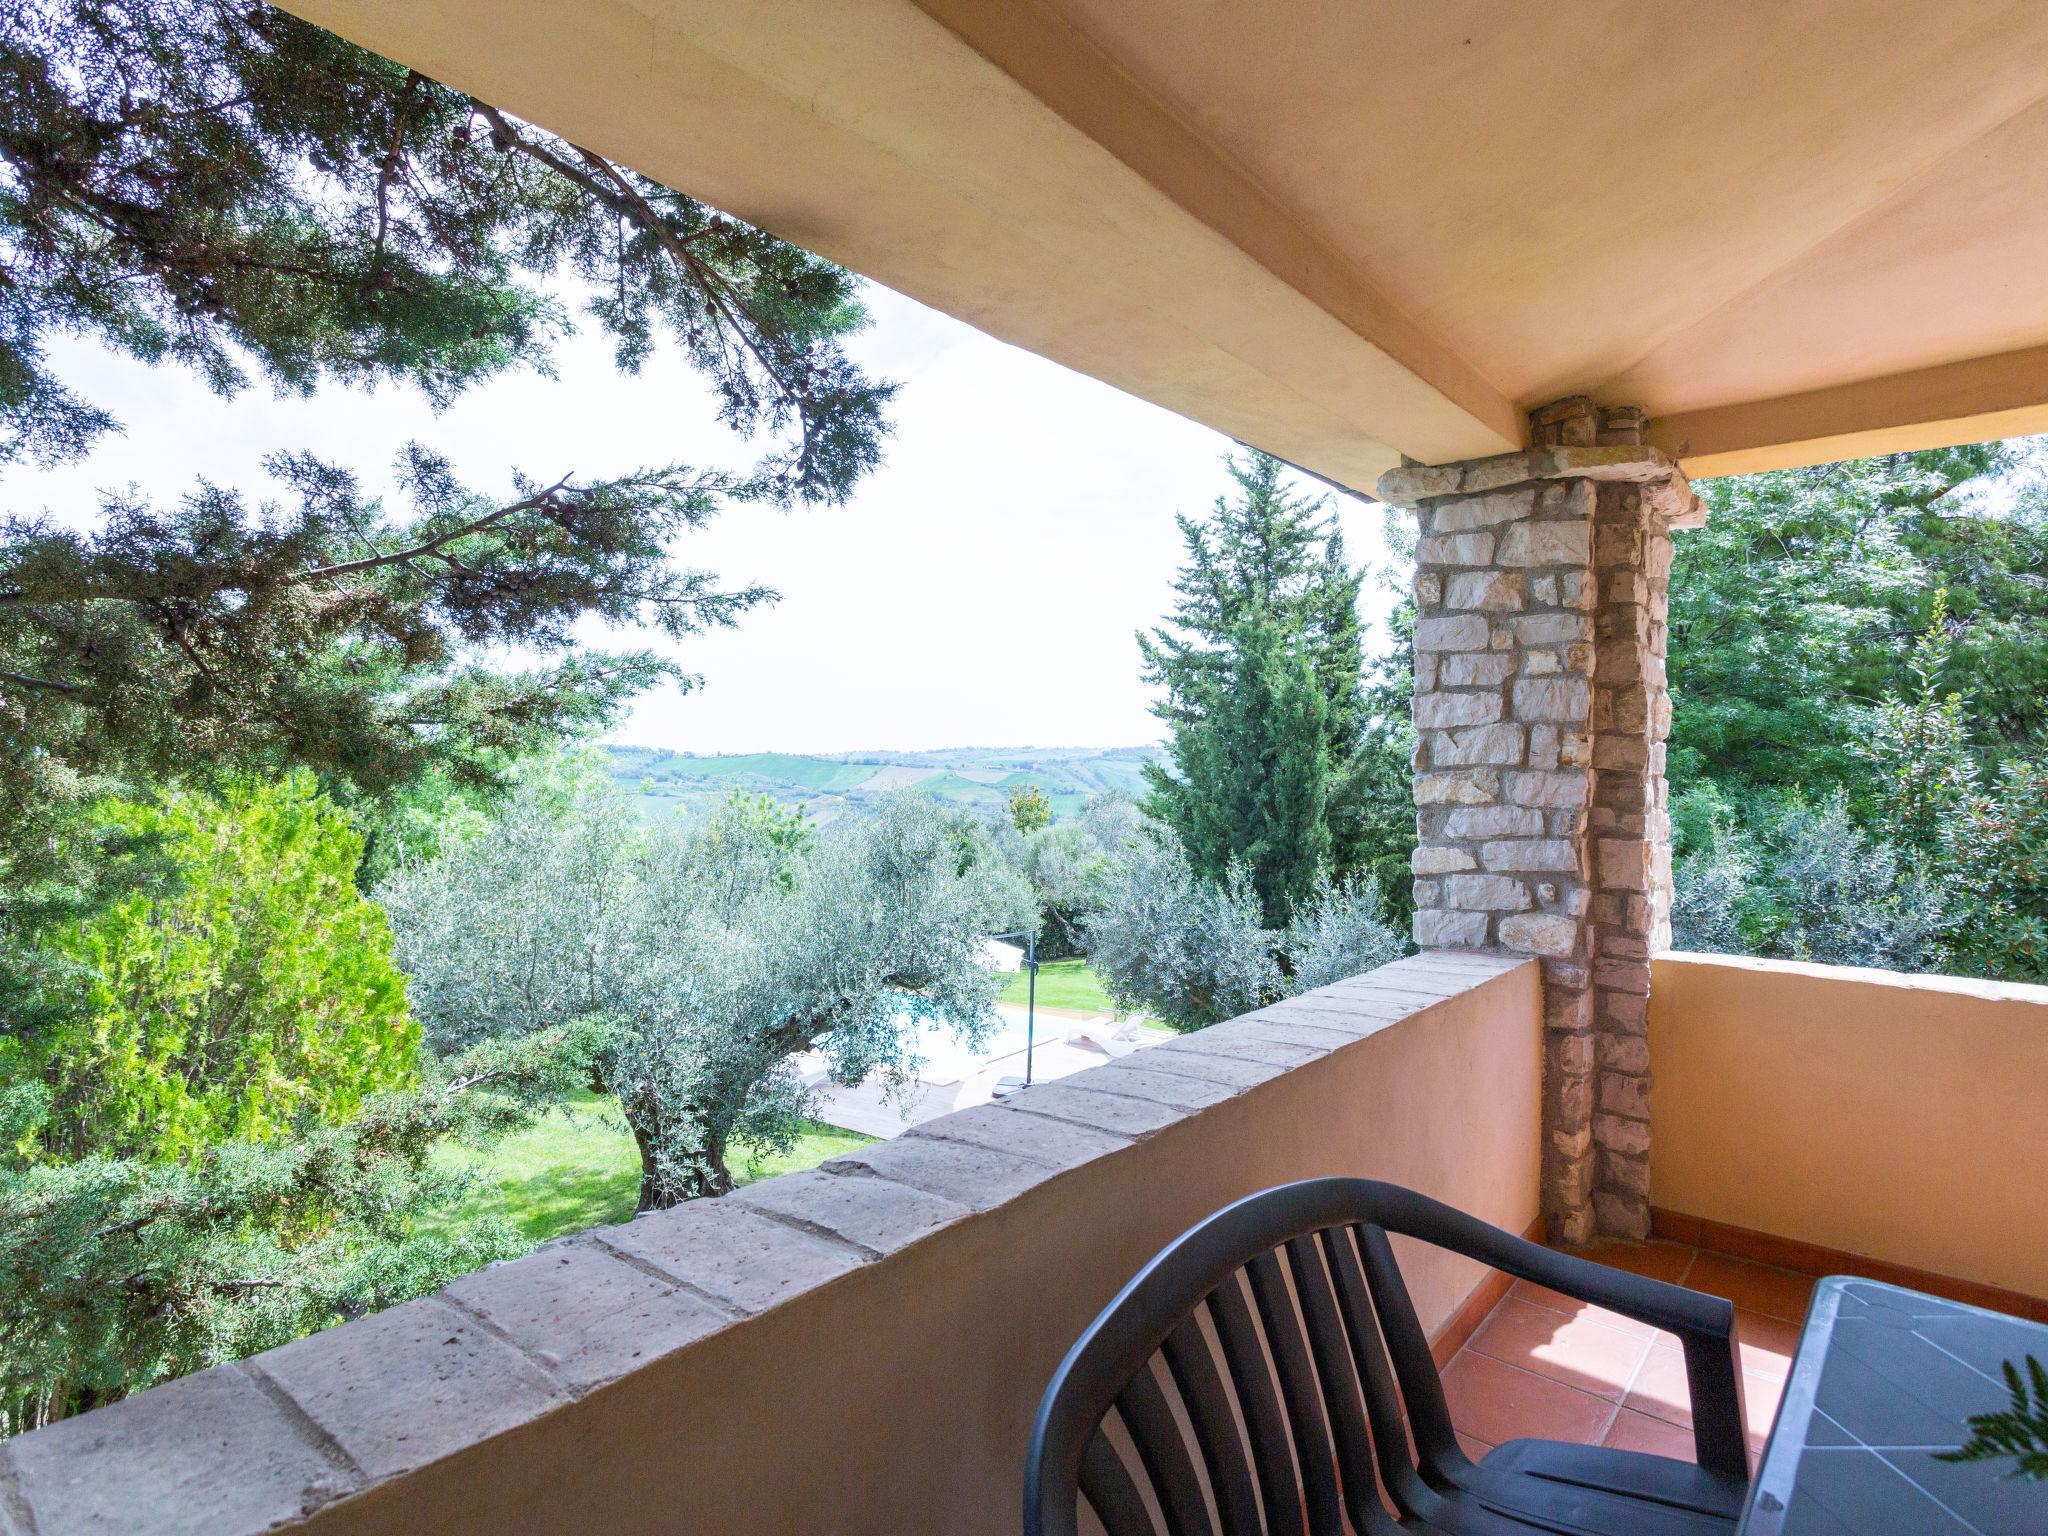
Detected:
left=1025, top=1178, right=1750, bottom=1536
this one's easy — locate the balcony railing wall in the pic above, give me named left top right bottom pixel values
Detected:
left=1649, top=952, right=2048, bottom=1308
left=2, top=953, right=1542, bottom=1536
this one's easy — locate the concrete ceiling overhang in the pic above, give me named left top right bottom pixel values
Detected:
left=279, top=0, right=2048, bottom=488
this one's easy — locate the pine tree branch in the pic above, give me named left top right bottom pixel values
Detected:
left=292, top=477, right=570, bottom=582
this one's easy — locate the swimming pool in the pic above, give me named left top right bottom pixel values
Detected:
left=904, top=1007, right=1050, bottom=1082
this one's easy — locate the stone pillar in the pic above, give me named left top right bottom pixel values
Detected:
left=1378, top=398, right=1702, bottom=1245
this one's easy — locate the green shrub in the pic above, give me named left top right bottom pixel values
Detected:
left=20, top=774, right=416, bottom=1162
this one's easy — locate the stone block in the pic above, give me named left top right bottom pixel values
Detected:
left=1593, top=956, right=1653, bottom=995
left=1506, top=769, right=1590, bottom=808
left=1549, top=1203, right=1595, bottom=1249
left=1606, top=571, right=1647, bottom=605
left=1546, top=959, right=1592, bottom=990
left=1080, top=1063, right=1236, bottom=1113
left=1416, top=531, right=1495, bottom=566
left=7, top=1363, right=356, bottom=1536
left=910, top=1104, right=1127, bottom=1171
left=1594, top=643, right=1645, bottom=687
left=1415, top=769, right=1501, bottom=806
left=1414, top=569, right=1443, bottom=606
left=1608, top=685, right=1651, bottom=732
left=1593, top=1190, right=1651, bottom=1241
left=1592, top=735, right=1648, bottom=772
left=1413, top=614, right=1489, bottom=652
left=1547, top=1071, right=1593, bottom=1127
left=1539, top=478, right=1598, bottom=517
left=1439, top=652, right=1516, bottom=687
left=1550, top=1121, right=1593, bottom=1164
left=1598, top=990, right=1649, bottom=1032
left=1498, top=520, right=1590, bottom=568
left=1445, top=570, right=1525, bottom=611
left=1593, top=1112, right=1650, bottom=1158
left=1414, top=690, right=1502, bottom=728
left=1480, top=839, right=1578, bottom=872
left=1597, top=1144, right=1652, bottom=1195
left=1597, top=1034, right=1651, bottom=1075
left=1597, top=838, right=1650, bottom=890
left=1548, top=1033, right=1594, bottom=1077
left=597, top=1198, right=865, bottom=1315
left=1444, top=805, right=1544, bottom=838
left=1498, top=911, right=1579, bottom=958
left=1128, top=1046, right=1293, bottom=1092
left=1442, top=874, right=1531, bottom=912
left=733, top=1167, right=970, bottom=1258
left=1456, top=458, right=1542, bottom=495
left=255, top=1297, right=565, bottom=1482
left=1514, top=613, right=1591, bottom=647
left=1522, top=650, right=1561, bottom=677
left=1373, top=461, right=1465, bottom=503
left=1431, top=488, right=1535, bottom=530
left=1411, top=844, right=1477, bottom=874
left=1002, top=1081, right=1186, bottom=1138
left=1510, top=675, right=1592, bottom=722
left=445, top=1241, right=731, bottom=1395
left=1545, top=987, right=1592, bottom=1033
left=1597, top=1074, right=1651, bottom=1119
left=822, top=1136, right=1054, bottom=1213
left=1595, top=524, right=1644, bottom=568
left=1168, top=1026, right=1325, bottom=1070
left=1413, top=908, right=1489, bottom=948
left=1432, top=723, right=1525, bottom=767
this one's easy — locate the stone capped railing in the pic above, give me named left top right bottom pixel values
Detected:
left=0, top=951, right=1541, bottom=1536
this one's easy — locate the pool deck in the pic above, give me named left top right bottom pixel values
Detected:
left=798, top=1004, right=1162, bottom=1138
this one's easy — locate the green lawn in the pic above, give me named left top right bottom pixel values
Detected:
left=1000, top=959, right=1118, bottom=1014
left=424, top=1090, right=875, bottom=1244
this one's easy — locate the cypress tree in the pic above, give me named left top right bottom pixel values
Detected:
left=1140, top=451, right=1362, bottom=922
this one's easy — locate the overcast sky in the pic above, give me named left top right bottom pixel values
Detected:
left=9, top=282, right=1402, bottom=755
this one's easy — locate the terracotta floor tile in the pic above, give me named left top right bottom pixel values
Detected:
left=1622, top=1342, right=1785, bottom=1449
left=1468, top=1295, right=1651, bottom=1402
left=1678, top=1252, right=1815, bottom=1324
left=1733, top=1308, right=1801, bottom=1380
left=1738, top=1369, right=1785, bottom=1452
left=1456, top=1432, right=1494, bottom=1462
left=1556, top=1238, right=1697, bottom=1285
left=1602, top=1407, right=1697, bottom=1463
left=1507, top=1278, right=1657, bottom=1340
left=1440, top=1350, right=1615, bottom=1449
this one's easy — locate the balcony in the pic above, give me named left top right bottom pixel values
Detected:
left=9, top=949, right=2042, bottom=1534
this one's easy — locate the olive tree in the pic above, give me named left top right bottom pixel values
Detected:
left=381, top=770, right=1006, bottom=1206
left=1085, top=823, right=1404, bottom=1030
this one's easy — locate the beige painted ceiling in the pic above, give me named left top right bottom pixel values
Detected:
left=280, top=0, right=2048, bottom=488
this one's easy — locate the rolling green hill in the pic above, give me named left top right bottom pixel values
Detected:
left=606, top=744, right=1159, bottom=826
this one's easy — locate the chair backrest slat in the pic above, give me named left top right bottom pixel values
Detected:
left=1207, top=1272, right=1304, bottom=1535
left=1079, top=1430, right=1159, bottom=1536
left=1160, top=1314, right=1264, bottom=1535
left=1355, top=1223, right=1461, bottom=1462
left=1282, top=1234, right=1385, bottom=1533
left=1116, top=1362, right=1215, bottom=1536
left=1321, top=1227, right=1431, bottom=1506
left=1243, top=1249, right=1346, bottom=1534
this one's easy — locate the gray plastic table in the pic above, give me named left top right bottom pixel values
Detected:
left=1738, top=1276, right=2048, bottom=1535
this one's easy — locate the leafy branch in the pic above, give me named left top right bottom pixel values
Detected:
left=1937, top=1355, right=2048, bottom=1480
